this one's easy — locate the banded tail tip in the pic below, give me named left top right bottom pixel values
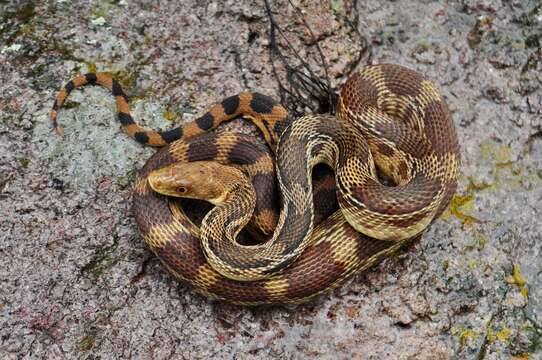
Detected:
left=50, top=110, right=64, bottom=137
left=55, top=125, right=64, bottom=137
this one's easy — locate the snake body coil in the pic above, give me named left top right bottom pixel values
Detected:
left=52, top=64, right=460, bottom=305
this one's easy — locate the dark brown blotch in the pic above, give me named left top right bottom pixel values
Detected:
left=422, top=100, right=458, bottom=155
left=158, top=232, right=207, bottom=281
left=250, top=93, right=276, bottom=114
left=186, top=138, right=218, bottom=161
left=397, top=161, right=409, bottom=180
left=221, top=95, right=241, bottom=116
left=134, top=132, right=150, bottom=144
left=352, top=173, right=441, bottom=215
left=111, top=79, right=128, bottom=102
left=118, top=112, right=135, bottom=126
left=284, top=241, right=345, bottom=300
left=196, top=112, right=215, bottom=130
left=228, top=140, right=263, bottom=165
left=160, top=127, right=183, bottom=143
left=85, top=73, right=97, bottom=85
left=207, top=276, right=270, bottom=304
left=376, top=142, right=395, bottom=157
left=252, top=172, right=278, bottom=213
left=380, top=64, right=423, bottom=99
left=138, top=146, right=177, bottom=176
left=272, top=115, right=293, bottom=139
left=371, top=120, right=432, bottom=159
left=339, top=223, right=393, bottom=262
left=64, top=80, right=75, bottom=93
left=339, top=72, right=379, bottom=114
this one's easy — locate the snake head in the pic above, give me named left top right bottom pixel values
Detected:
left=148, top=161, right=245, bottom=205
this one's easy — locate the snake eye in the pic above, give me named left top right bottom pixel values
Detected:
left=178, top=186, right=187, bottom=194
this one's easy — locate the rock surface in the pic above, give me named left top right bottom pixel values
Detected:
left=1, top=0, right=541, bottom=359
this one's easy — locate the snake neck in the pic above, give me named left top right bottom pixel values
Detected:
left=201, top=180, right=257, bottom=242
left=199, top=149, right=317, bottom=281
left=199, top=115, right=370, bottom=281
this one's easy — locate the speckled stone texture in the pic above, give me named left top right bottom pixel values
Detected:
left=1, top=0, right=541, bottom=359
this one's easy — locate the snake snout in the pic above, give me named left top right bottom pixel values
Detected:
left=148, top=167, right=191, bottom=198
left=147, top=161, right=245, bottom=204
left=147, top=173, right=166, bottom=194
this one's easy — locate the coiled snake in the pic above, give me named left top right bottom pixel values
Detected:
left=51, top=64, right=460, bottom=305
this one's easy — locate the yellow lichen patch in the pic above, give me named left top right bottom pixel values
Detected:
left=495, top=161, right=515, bottom=169
left=467, top=176, right=492, bottom=192
left=460, top=329, right=479, bottom=344
left=473, top=232, right=488, bottom=250
left=494, top=146, right=512, bottom=164
left=467, top=259, right=477, bottom=269
left=442, top=175, right=493, bottom=225
left=487, top=327, right=511, bottom=344
left=481, top=142, right=521, bottom=184
left=461, top=229, right=489, bottom=251
left=441, top=193, right=478, bottom=225
left=162, top=109, right=177, bottom=121
left=452, top=327, right=479, bottom=350
left=505, top=264, right=529, bottom=298
left=476, top=141, right=542, bottom=194
left=85, top=62, right=97, bottom=73
left=78, top=334, right=95, bottom=352
left=480, top=142, right=509, bottom=162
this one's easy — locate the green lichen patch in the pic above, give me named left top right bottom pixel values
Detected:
left=467, top=16, right=493, bottom=49
left=525, top=323, right=542, bottom=354
left=524, top=34, right=540, bottom=49
left=330, top=0, right=344, bottom=14
left=18, top=158, right=30, bottom=168
left=0, top=1, right=36, bottom=26
left=108, top=70, right=138, bottom=91
left=116, top=168, right=137, bottom=189
left=80, top=238, right=119, bottom=281
left=78, top=334, right=96, bottom=352
left=89, top=0, right=129, bottom=27
left=59, top=101, right=81, bottom=110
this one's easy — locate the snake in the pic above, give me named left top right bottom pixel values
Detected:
left=51, top=64, right=460, bottom=305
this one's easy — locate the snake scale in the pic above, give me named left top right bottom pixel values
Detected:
left=51, top=64, right=460, bottom=305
